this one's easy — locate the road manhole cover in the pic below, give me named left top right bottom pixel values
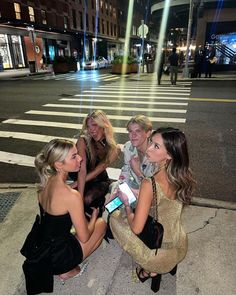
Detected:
left=0, top=192, right=21, bottom=222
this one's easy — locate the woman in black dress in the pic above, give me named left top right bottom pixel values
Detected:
left=21, top=139, right=106, bottom=294
left=70, top=110, right=120, bottom=214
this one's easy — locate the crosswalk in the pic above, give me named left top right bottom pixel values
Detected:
left=30, top=72, right=130, bottom=82
left=0, top=80, right=192, bottom=182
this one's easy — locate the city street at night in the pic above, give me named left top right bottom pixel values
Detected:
left=0, top=70, right=235, bottom=202
left=0, top=0, right=236, bottom=294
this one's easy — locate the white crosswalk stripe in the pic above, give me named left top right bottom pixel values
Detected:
left=30, top=72, right=126, bottom=82
left=25, top=110, right=186, bottom=122
left=74, top=94, right=189, bottom=100
left=43, top=103, right=187, bottom=114
left=0, top=150, right=121, bottom=180
left=0, top=79, right=192, bottom=181
left=60, top=98, right=188, bottom=106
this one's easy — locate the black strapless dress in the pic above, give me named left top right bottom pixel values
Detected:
left=20, top=203, right=83, bottom=294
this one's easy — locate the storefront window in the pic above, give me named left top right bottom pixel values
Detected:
left=14, top=2, right=21, bottom=20
left=28, top=6, right=35, bottom=22
left=0, top=34, right=12, bottom=69
left=11, top=35, right=25, bottom=68
left=49, top=45, right=55, bottom=61
left=216, top=33, right=236, bottom=65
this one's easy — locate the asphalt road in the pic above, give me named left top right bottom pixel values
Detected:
left=0, top=74, right=235, bottom=202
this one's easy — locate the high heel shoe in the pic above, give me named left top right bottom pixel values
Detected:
left=136, top=267, right=151, bottom=283
left=150, top=274, right=162, bottom=293
left=169, top=265, right=177, bottom=276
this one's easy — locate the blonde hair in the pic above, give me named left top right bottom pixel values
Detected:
left=127, top=115, right=152, bottom=132
left=79, top=110, right=118, bottom=167
left=34, top=139, right=75, bottom=191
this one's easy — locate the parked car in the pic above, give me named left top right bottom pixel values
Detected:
left=81, top=56, right=108, bottom=70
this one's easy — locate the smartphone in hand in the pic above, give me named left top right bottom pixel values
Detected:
left=105, top=196, right=123, bottom=213
left=118, top=182, right=136, bottom=204
left=105, top=182, right=136, bottom=213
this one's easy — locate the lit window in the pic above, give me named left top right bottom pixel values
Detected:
left=41, top=10, right=47, bottom=25
left=28, top=6, right=35, bottom=22
left=14, top=2, right=21, bottom=20
left=113, top=8, right=116, bottom=19
left=100, top=0, right=104, bottom=13
left=64, top=16, right=68, bottom=29
left=105, top=3, right=108, bottom=15
left=110, top=5, right=112, bottom=17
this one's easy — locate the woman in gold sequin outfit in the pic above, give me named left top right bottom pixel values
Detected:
left=110, top=127, right=195, bottom=292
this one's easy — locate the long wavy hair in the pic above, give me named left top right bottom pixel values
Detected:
left=34, top=139, right=75, bottom=192
left=152, top=127, right=195, bottom=204
left=79, top=110, right=118, bottom=168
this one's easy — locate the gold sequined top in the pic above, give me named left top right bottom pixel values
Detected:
left=110, top=179, right=188, bottom=274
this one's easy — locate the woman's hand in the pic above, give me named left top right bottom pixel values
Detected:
left=91, top=207, right=99, bottom=219
left=105, top=187, right=119, bottom=204
left=118, top=189, right=129, bottom=207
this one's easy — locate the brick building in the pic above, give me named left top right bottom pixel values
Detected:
left=0, top=0, right=152, bottom=70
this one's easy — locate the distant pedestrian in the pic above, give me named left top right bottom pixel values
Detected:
left=41, top=54, right=47, bottom=70
left=194, top=46, right=204, bottom=78
left=0, top=53, right=4, bottom=72
left=168, top=48, right=179, bottom=85
left=157, top=52, right=165, bottom=85
left=204, top=45, right=216, bottom=78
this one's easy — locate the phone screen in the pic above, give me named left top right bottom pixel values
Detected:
left=105, top=196, right=123, bottom=213
left=118, top=182, right=136, bottom=205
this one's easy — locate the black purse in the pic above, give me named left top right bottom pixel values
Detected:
left=137, top=176, right=164, bottom=254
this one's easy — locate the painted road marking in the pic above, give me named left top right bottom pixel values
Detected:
left=43, top=103, right=187, bottom=113
left=190, top=98, right=236, bottom=103
left=74, top=94, right=190, bottom=100
left=83, top=90, right=190, bottom=96
left=55, top=99, right=187, bottom=114
left=0, top=131, right=75, bottom=143
left=0, top=131, right=124, bottom=150
left=97, top=86, right=191, bottom=92
left=26, top=110, right=187, bottom=122
left=0, top=150, right=121, bottom=180
left=2, top=119, right=126, bottom=133
left=60, top=98, right=188, bottom=106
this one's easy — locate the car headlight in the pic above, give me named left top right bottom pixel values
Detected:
left=91, top=61, right=97, bottom=67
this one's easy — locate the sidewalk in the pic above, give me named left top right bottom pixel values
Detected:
left=0, top=184, right=235, bottom=295
left=132, top=70, right=236, bottom=82
left=0, top=68, right=53, bottom=79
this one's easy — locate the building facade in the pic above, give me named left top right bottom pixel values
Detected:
left=150, top=0, right=236, bottom=68
left=0, top=0, right=153, bottom=71
left=0, top=0, right=120, bottom=70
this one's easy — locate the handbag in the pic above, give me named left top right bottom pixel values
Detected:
left=137, top=176, right=164, bottom=254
